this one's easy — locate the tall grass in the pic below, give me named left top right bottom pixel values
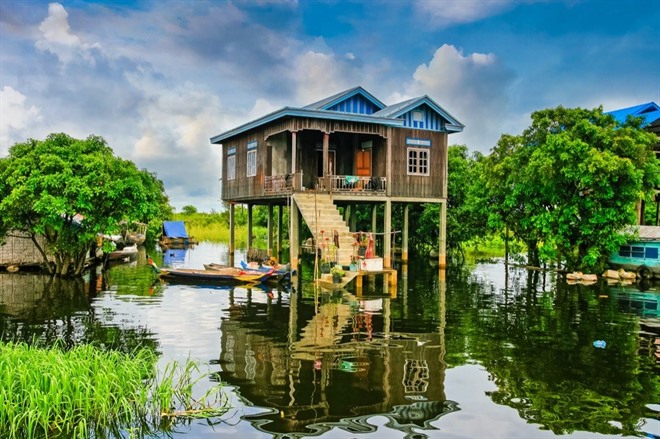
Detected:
left=0, top=341, right=228, bottom=438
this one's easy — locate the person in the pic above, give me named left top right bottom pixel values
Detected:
left=365, top=233, right=375, bottom=258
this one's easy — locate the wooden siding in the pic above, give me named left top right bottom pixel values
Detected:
left=221, top=117, right=447, bottom=202
left=401, top=104, right=444, bottom=131
left=389, top=128, right=447, bottom=199
left=264, top=118, right=388, bottom=139
left=327, top=95, right=379, bottom=115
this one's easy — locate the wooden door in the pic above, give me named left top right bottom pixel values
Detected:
left=355, top=149, right=371, bottom=176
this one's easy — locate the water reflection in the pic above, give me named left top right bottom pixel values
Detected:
left=214, top=279, right=458, bottom=438
left=0, top=243, right=658, bottom=439
left=0, top=265, right=159, bottom=353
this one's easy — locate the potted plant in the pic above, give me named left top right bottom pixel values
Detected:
left=349, top=255, right=359, bottom=272
left=330, top=265, right=345, bottom=283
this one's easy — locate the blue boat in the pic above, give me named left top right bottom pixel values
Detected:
left=609, top=226, right=660, bottom=279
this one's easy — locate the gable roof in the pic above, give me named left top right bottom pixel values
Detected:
left=303, top=86, right=386, bottom=113
left=374, top=95, right=464, bottom=132
left=605, top=102, right=660, bottom=127
left=210, top=87, right=464, bottom=144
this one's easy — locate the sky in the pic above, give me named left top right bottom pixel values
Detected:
left=1, top=0, right=659, bottom=212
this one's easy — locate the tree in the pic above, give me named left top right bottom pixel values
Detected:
left=181, top=205, right=198, bottom=215
left=414, top=145, right=485, bottom=256
left=483, top=106, right=658, bottom=271
left=0, top=133, right=172, bottom=276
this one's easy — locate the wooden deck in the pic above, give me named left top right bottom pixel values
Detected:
left=315, top=268, right=398, bottom=296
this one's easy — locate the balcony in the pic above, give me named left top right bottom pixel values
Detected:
left=316, top=175, right=387, bottom=194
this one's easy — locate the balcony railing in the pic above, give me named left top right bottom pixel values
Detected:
left=316, top=175, right=387, bottom=194
left=264, top=174, right=296, bottom=195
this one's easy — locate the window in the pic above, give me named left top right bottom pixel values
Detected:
left=619, top=245, right=654, bottom=259
left=227, top=155, right=235, bottom=180
left=247, top=149, right=257, bottom=177
left=407, top=147, right=429, bottom=176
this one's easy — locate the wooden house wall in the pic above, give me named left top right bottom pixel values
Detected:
left=221, top=125, right=271, bottom=201
left=0, top=231, right=53, bottom=266
left=220, top=115, right=446, bottom=201
left=389, top=128, right=447, bottom=199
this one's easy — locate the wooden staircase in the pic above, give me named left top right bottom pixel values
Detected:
left=293, top=193, right=355, bottom=266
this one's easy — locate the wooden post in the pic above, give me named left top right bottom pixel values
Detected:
left=291, top=132, right=297, bottom=175
left=323, top=132, right=330, bottom=177
left=247, top=204, right=253, bottom=250
left=386, top=127, right=392, bottom=196
left=371, top=204, right=378, bottom=235
left=439, top=200, right=447, bottom=268
left=402, top=203, right=409, bottom=263
left=229, top=203, right=235, bottom=266
left=278, top=205, right=283, bottom=258
left=384, top=199, right=392, bottom=268
left=290, top=198, right=299, bottom=271
left=267, top=204, right=273, bottom=256
left=350, top=204, right=357, bottom=232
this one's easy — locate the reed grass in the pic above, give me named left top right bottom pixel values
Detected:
left=0, top=341, right=228, bottom=438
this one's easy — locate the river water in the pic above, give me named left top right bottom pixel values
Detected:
left=1, top=242, right=658, bottom=439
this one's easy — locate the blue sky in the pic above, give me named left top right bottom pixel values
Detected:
left=1, top=0, right=658, bottom=212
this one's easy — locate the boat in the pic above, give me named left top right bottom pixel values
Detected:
left=148, top=258, right=273, bottom=284
left=204, top=260, right=293, bottom=282
left=107, top=244, right=138, bottom=262
left=159, top=221, right=198, bottom=249
left=609, top=225, right=660, bottom=279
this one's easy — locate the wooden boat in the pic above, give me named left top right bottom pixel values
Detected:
left=148, top=258, right=273, bottom=284
left=204, top=260, right=293, bottom=281
left=107, top=244, right=138, bottom=261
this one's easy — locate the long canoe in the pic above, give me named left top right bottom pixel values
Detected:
left=149, top=258, right=273, bottom=284
left=204, top=260, right=293, bottom=282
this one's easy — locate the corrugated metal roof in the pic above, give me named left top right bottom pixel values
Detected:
left=303, top=86, right=385, bottom=111
left=210, top=87, right=465, bottom=144
left=605, top=102, right=660, bottom=127
left=624, top=225, right=660, bottom=241
left=162, top=221, right=189, bottom=238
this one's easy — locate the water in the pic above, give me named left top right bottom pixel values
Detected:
left=1, top=242, right=659, bottom=439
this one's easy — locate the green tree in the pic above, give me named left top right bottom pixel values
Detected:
left=0, top=133, right=172, bottom=276
left=414, top=145, right=485, bottom=256
left=484, top=107, right=658, bottom=271
left=181, top=205, right=198, bottom=215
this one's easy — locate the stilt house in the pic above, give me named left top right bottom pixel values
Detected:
left=210, top=86, right=464, bottom=270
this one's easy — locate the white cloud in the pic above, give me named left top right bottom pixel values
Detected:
left=35, top=2, right=101, bottom=65
left=414, top=0, right=516, bottom=27
left=290, top=51, right=359, bottom=104
left=0, top=86, right=42, bottom=155
left=401, top=44, right=516, bottom=151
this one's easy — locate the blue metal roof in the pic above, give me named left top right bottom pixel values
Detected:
left=374, top=95, right=465, bottom=132
left=303, top=86, right=386, bottom=112
left=162, top=221, right=189, bottom=238
left=605, top=102, right=660, bottom=126
left=210, top=87, right=465, bottom=144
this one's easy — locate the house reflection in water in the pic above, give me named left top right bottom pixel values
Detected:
left=214, top=281, right=459, bottom=437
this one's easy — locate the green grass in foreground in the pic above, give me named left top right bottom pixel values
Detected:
left=0, top=341, right=228, bottom=439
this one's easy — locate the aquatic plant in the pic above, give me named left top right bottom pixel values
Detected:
left=0, top=341, right=228, bottom=438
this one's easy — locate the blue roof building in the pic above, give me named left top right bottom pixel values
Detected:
left=210, top=86, right=464, bottom=271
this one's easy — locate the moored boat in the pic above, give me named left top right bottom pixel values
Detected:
left=204, top=260, right=293, bottom=282
left=149, top=258, right=273, bottom=284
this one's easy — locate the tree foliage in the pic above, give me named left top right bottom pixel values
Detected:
left=481, top=106, right=658, bottom=271
left=0, top=133, right=172, bottom=276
